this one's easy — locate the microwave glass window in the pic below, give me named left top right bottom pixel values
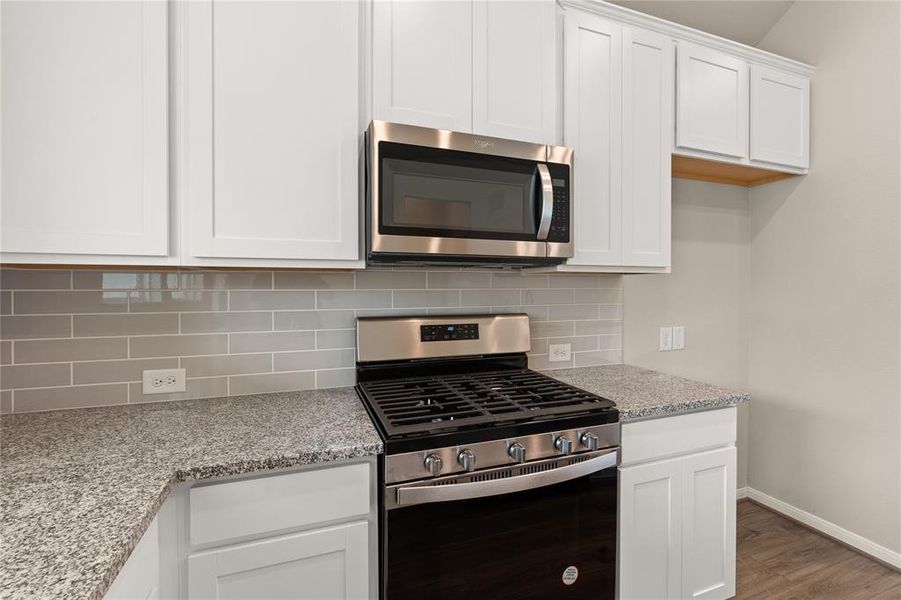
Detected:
left=386, top=160, right=536, bottom=235
left=378, top=142, right=543, bottom=241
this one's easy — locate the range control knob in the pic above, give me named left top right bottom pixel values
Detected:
left=554, top=436, right=573, bottom=455
left=458, top=449, right=476, bottom=472
left=508, top=442, right=526, bottom=463
left=424, top=453, right=443, bottom=477
left=580, top=432, right=599, bottom=451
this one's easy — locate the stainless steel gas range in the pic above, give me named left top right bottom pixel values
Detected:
left=354, top=313, right=620, bottom=600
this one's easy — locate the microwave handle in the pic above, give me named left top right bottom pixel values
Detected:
left=393, top=448, right=618, bottom=509
left=536, top=164, right=553, bottom=240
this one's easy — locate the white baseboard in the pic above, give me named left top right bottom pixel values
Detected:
left=746, top=487, right=901, bottom=570
left=736, top=486, right=749, bottom=500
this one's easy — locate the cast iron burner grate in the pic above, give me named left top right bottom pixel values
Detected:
left=357, top=369, right=615, bottom=438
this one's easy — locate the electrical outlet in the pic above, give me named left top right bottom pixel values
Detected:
left=673, top=326, right=685, bottom=350
left=142, top=368, right=186, bottom=395
left=659, top=327, right=673, bottom=351
left=548, top=343, right=572, bottom=362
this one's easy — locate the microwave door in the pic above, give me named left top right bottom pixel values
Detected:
left=371, top=140, right=551, bottom=261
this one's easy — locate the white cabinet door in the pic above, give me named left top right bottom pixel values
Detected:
left=676, top=42, right=748, bottom=159
left=188, top=521, right=369, bottom=600
left=185, top=0, right=359, bottom=263
left=1, top=1, right=168, bottom=258
left=563, top=11, right=622, bottom=266
left=622, top=27, right=673, bottom=268
left=681, top=447, right=737, bottom=600
left=472, top=0, right=557, bottom=144
left=372, top=0, right=472, bottom=132
left=619, top=458, right=683, bottom=600
left=750, top=65, right=810, bottom=169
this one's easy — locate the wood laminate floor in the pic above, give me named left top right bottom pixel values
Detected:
left=737, top=501, right=901, bottom=599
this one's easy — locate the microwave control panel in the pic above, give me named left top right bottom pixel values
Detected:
left=547, top=163, right=570, bottom=243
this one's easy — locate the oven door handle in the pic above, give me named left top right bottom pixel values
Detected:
left=393, top=448, right=618, bottom=509
left=536, top=163, right=554, bottom=241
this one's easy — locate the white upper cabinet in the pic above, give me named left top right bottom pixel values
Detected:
left=184, top=0, right=360, bottom=266
left=372, top=0, right=472, bottom=132
left=676, top=42, right=749, bottom=159
left=1, top=1, right=169, bottom=260
left=622, top=27, right=673, bottom=268
left=750, top=65, right=810, bottom=169
left=472, top=0, right=558, bottom=144
left=562, top=10, right=673, bottom=271
left=563, top=11, right=623, bottom=266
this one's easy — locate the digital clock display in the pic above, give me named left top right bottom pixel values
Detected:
left=420, top=323, right=479, bottom=342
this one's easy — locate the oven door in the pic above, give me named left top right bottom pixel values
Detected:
left=368, top=121, right=566, bottom=264
left=383, top=448, right=618, bottom=600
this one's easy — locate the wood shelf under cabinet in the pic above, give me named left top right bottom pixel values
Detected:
left=672, top=155, right=799, bottom=187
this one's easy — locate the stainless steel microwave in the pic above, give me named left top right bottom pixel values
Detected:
left=366, top=120, right=573, bottom=267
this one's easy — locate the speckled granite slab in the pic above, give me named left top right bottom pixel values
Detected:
left=546, top=364, right=749, bottom=421
left=0, top=388, right=382, bottom=600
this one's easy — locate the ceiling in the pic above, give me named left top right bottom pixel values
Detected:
left=610, top=1, right=794, bottom=46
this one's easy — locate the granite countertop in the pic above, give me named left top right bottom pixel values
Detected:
left=0, top=388, right=382, bottom=600
left=1, top=364, right=746, bottom=599
left=546, top=363, right=749, bottom=420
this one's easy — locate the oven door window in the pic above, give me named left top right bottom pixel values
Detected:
left=384, top=466, right=617, bottom=600
left=379, top=142, right=543, bottom=241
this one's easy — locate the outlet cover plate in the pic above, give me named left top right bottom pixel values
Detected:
left=142, top=368, right=186, bottom=395
left=673, top=326, right=685, bottom=350
left=548, top=343, right=572, bottom=362
left=659, top=327, right=673, bottom=351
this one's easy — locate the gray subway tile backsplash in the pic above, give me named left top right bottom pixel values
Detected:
left=274, top=271, right=354, bottom=290
left=1, top=363, right=71, bottom=389
left=15, top=291, right=127, bottom=314
left=230, top=290, right=315, bottom=310
left=73, top=313, right=179, bottom=337
left=1, top=315, right=72, bottom=339
left=181, top=353, right=272, bottom=378
left=14, top=383, right=128, bottom=413
left=274, top=310, right=355, bottom=331
left=180, top=311, right=272, bottom=334
left=129, top=290, right=228, bottom=313
left=0, top=269, right=71, bottom=290
left=129, top=334, right=228, bottom=359
left=15, top=338, right=127, bottom=364
left=229, top=371, right=316, bottom=396
left=229, top=331, right=315, bottom=354
left=74, top=358, right=178, bottom=385
left=0, top=268, right=622, bottom=413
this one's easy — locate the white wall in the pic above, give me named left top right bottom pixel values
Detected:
left=749, top=1, right=901, bottom=553
left=624, top=178, right=750, bottom=487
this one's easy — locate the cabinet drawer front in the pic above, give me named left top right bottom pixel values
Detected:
left=190, top=462, right=370, bottom=546
left=621, top=407, right=736, bottom=465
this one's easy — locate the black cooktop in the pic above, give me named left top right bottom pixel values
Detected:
left=356, top=364, right=618, bottom=452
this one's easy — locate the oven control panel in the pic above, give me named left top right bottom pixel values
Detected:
left=420, top=323, right=479, bottom=342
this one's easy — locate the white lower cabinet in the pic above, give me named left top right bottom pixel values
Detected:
left=188, top=521, right=370, bottom=600
left=619, top=457, right=683, bottom=599
left=619, top=408, right=737, bottom=600
left=682, top=447, right=737, bottom=600
left=105, top=458, right=376, bottom=600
